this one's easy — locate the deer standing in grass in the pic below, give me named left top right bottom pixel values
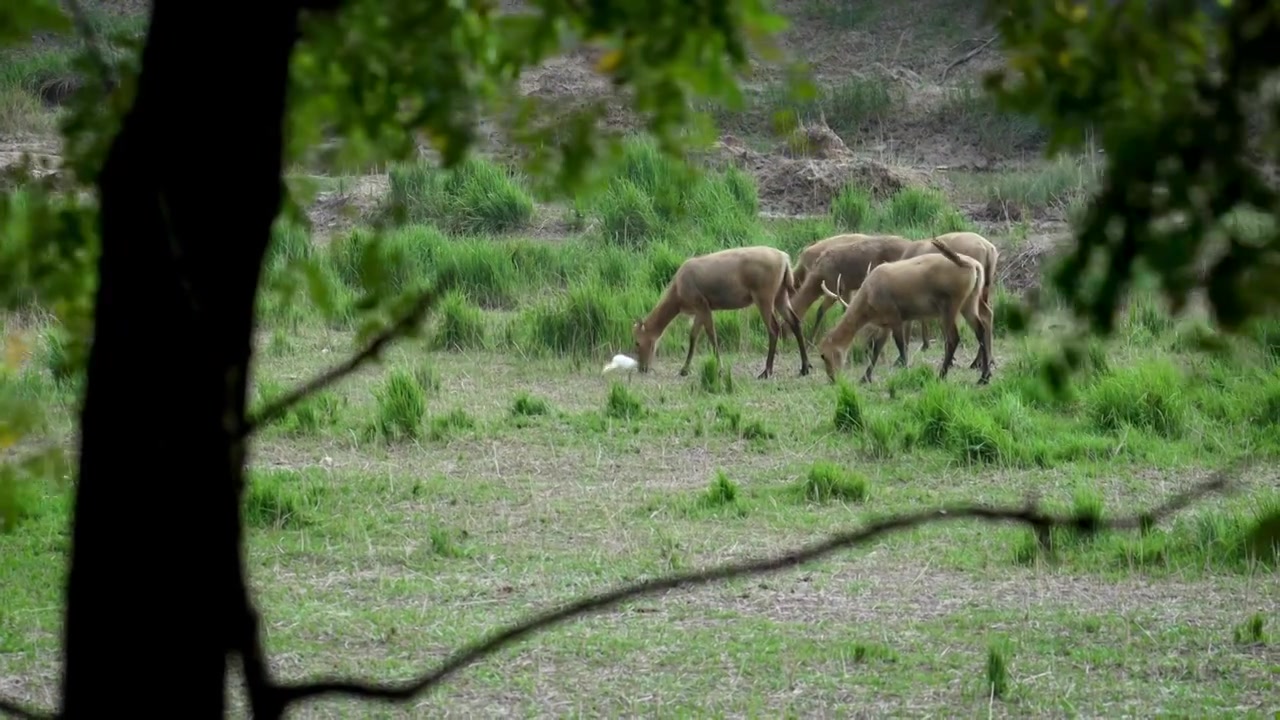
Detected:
left=817, top=237, right=992, bottom=385
left=632, top=246, right=812, bottom=379
left=789, top=234, right=917, bottom=359
left=896, top=231, right=1000, bottom=369
left=792, top=232, right=884, bottom=343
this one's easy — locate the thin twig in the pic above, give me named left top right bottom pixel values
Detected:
left=941, top=35, right=998, bottom=83
left=242, top=287, right=444, bottom=437
left=267, top=469, right=1237, bottom=708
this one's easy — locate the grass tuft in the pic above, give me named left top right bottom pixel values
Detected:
left=795, top=461, right=869, bottom=504
left=372, top=369, right=427, bottom=442
left=833, top=378, right=865, bottom=432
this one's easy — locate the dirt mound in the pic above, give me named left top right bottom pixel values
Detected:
left=711, top=134, right=930, bottom=216
left=304, top=175, right=389, bottom=242
left=997, top=233, right=1072, bottom=292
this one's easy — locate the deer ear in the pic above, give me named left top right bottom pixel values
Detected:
left=634, top=319, right=645, bottom=331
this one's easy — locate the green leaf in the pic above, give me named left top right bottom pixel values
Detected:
left=302, top=258, right=341, bottom=319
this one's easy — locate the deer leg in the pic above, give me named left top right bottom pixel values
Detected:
left=776, top=306, right=812, bottom=377
left=961, top=301, right=993, bottom=385
left=756, top=298, right=782, bottom=379
left=678, top=316, right=704, bottom=377
left=704, top=307, right=722, bottom=370
left=862, top=327, right=890, bottom=383
left=919, top=318, right=931, bottom=352
left=969, top=286, right=994, bottom=369
left=808, top=296, right=833, bottom=348
left=938, top=311, right=962, bottom=380
left=892, top=324, right=909, bottom=368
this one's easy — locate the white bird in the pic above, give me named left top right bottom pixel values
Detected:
left=602, top=353, right=639, bottom=376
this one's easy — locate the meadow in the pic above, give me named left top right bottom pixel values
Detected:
left=2, top=133, right=1279, bottom=716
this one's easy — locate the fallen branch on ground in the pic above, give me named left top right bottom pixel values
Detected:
left=0, top=460, right=1246, bottom=719
left=941, top=35, right=998, bottom=83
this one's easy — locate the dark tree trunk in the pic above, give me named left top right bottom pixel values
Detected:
left=61, top=2, right=303, bottom=715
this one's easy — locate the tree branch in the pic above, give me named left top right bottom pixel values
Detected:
left=0, top=467, right=1244, bottom=719
left=269, top=468, right=1238, bottom=709
left=241, top=286, right=444, bottom=438
left=940, top=35, right=998, bottom=83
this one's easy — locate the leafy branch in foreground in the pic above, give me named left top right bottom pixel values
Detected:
left=243, top=283, right=448, bottom=438
left=986, top=0, right=1280, bottom=336
left=9, top=467, right=1238, bottom=719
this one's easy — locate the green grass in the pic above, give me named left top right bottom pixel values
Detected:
left=0, top=11, right=147, bottom=133
left=3, top=26, right=1278, bottom=715
left=7, top=147, right=1280, bottom=713
left=949, top=153, right=1103, bottom=220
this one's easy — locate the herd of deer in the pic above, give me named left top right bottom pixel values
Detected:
left=628, top=231, right=998, bottom=386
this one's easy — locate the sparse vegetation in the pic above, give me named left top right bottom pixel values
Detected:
left=3, top=0, right=1278, bottom=715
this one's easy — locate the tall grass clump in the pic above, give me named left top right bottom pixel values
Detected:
left=510, top=392, right=551, bottom=417
left=699, top=355, right=735, bottom=394
left=372, top=368, right=428, bottom=442
left=833, top=378, right=865, bottom=432
left=278, top=390, right=346, bottom=436
left=795, top=461, right=868, bottom=503
left=589, top=136, right=761, bottom=246
left=957, top=155, right=1098, bottom=217
left=819, top=77, right=898, bottom=134
left=243, top=469, right=324, bottom=530
left=912, top=383, right=1018, bottom=465
left=428, top=407, right=476, bottom=441
left=384, top=157, right=533, bottom=234
left=878, top=186, right=969, bottom=234
left=606, top=382, right=645, bottom=420
left=514, top=280, right=648, bottom=357
left=324, top=225, right=441, bottom=294
left=831, top=185, right=873, bottom=231
left=431, top=291, right=488, bottom=351
left=0, top=85, right=54, bottom=135
left=1122, top=292, right=1175, bottom=340
left=264, top=218, right=313, bottom=268
left=669, top=470, right=748, bottom=519
left=646, top=243, right=687, bottom=291
left=1084, top=361, right=1188, bottom=438
left=595, top=179, right=663, bottom=247
left=985, top=640, right=1012, bottom=700
left=429, top=238, right=521, bottom=308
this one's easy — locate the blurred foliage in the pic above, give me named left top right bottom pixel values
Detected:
left=985, top=0, right=1280, bottom=338
left=0, top=0, right=811, bottom=530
